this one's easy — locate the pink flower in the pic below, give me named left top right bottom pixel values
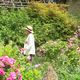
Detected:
left=9, top=58, right=16, bottom=65
left=10, top=72, right=16, bottom=79
left=15, top=69, right=22, bottom=80
left=0, top=57, right=3, bottom=60
left=0, top=61, right=5, bottom=67
left=6, top=77, right=13, bottom=80
left=0, top=68, right=5, bottom=76
left=15, top=69, right=20, bottom=74
left=1, top=56, right=9, bottom=62
left=1, top=56, right=11, bottom=65
left=0, top=56, right=16, bottom=65
left=18, top=74, right=22, bottom=80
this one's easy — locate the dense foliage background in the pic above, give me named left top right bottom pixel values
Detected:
left=0, top=2, right=77, bottom=46
left=0, top=2, right=80, bottom=80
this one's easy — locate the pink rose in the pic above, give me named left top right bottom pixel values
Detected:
left=0, top=68, right=5, bottom=76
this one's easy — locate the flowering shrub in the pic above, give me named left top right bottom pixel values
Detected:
left=37, top=38, right=80, bottom=80
left=6, top=72, right=16, bottom=80
left=0, top=56, right=22, bottom=80
left=6, top=71, right=22, bottom=80
left=0, top=56, right=16, bottom=66
left=0, top=68, right=5, bottom=76
left=21, top=63, right=43, bottom=80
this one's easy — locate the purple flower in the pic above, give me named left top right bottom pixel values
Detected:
left=0, top=68, right=5, bottom=76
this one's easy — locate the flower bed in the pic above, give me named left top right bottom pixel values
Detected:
left=0, top=56, right=22, bottom=80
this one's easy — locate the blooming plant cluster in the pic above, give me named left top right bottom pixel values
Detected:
left=0, top=56, right=22, bottom=80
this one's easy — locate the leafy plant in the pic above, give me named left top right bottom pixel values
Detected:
left=0, top=2, right=77, bottom=47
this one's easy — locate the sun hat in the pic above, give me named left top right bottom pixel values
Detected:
left=24, top=25, right=33, bottom=33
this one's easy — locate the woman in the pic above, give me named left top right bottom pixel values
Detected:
left=20, top=25, right=35, bottom=61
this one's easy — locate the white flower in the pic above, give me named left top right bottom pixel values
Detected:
left=34, top=64, right=41, bottom=68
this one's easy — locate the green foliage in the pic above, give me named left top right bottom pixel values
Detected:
left=0, top=8, right=30, bottom=46
left=38, top=39, right=80, bottom=80
left=0, top=43, right=45, bottom=80
left=40, top=39, right=80, bottom=67
left=0, top=41, right=19, bottom=58
left=0, top=2, right=77, bottom=47
left=0, top=2, right=79, bottom=80
left=26, top=2, right=77, bottom=45
left=22, top=68, right=42, bottom=80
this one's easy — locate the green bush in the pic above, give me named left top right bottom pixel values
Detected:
left=0, top=8, right=30, bottom=46
left=0, top=41, right=19, bottom=58
left=38, top=39, right=80, bottom=66
left=26, top=2, right=77, bottom=45
left=0, top=2, right=77, bottom=47
left=37, top=39, right=80, bottom=80
left=0, top=42, right=46, bottom=80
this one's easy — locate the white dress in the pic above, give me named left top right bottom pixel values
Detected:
left=24, top=33, right=35, bottom=55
